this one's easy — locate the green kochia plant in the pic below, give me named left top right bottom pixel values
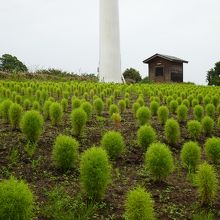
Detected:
left=109, top=104, right=119, bottom=116
left=205, top=137, right=220, bottom=164
left=61, top=98, right=68, bottom=112
left=70, top=108, right=87, bottom=137
left=180, top=141, right=201, bottom=173
left=205, top=104, right=215, bottom=118
left=150, top=101, right=159, bottom=116
left=80, top=147, right=112, bottom=200
left=124, top=186, right=155, bottom=220
left=195, top=163, right=218, bottom=205
left=201, top=116, right=214, bottom=136
left=137, top=125, right=157, bottom=150
left=81, top=101, right=93, bottom=120
left=20, top=110, right=44, bottom=145
left=52, top=135, right=79, bottom=170
left=43, top=100, right=52, bottom=120
left=193, top=105, right=204, bottom=121
left=136, top=106, right=151, bottom=126
left=132, top=102, right=140, bottom=116
left=0, top=99, right=12, bottom=123
left=118, top=100, right=126, bottom=113
left=177, top=104, right=188, bottom=122
left=94, top=98, right=104, bottom=116
left=187, top=120, right=202, bottom=140
left=101, top=131, right=125, bottom=159
left=9, top=103, right=23, bottom=129
left=49, top=102, right=63, bottom=126
left=157, top=106, right=169, bottom=125
left=145, top=142, right=174, bottom=181
left=164, top=118, right=181, bottom=145
left=0, top=177, right=34, bottom=219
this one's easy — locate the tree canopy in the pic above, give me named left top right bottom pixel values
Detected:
left=206, top=61, right=220, bottom=86
left=123, top=68, right=142, bottom=83
left=0, top=54, right=28, bottom=72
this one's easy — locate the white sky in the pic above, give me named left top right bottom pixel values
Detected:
left=0, top=0, right=220, bottom=85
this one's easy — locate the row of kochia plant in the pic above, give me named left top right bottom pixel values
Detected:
left=1, top=102, right=220, bottom=218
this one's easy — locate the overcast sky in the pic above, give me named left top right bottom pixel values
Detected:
left=0, top=0, right=219, bottom=84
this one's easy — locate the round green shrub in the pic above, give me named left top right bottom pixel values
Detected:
left=49, top=102, right=63, bottom=126
left=0, top=99, right=12, bottom=122
left=204, top=96, right=211, bottom=105
left=150, top=101, right=159, bottom=116
left=43, top=100, right=52, bottom=120
left=205, top=137, right=220, bottom=164
left=118, top=100, right=126, bottom=113
left=212, top=95, right=219, bottom=107
left=218, top=116, right=220, bottom=128
left=137, top=97, right=144, bottom=106
left=80, top=147, right=111, bottom=200
left=145, top=142, right=174, bottom=181
left=61, top=98, right=68, bottom=112
left=205, top=103, right=215, bottom=118
left=169, top=100, right=178, bottom=114
left=136, top=106, right=151, bottom=126
left=32, top=101, right=40, bottom=111
left=70, top=108, right=87, bottom=136
left=177, top=104, right=188, bottom=122
left=15, top=95, right=22, bottom=105
left=124, top=186, right=155, bottom=220
left=109, top=104, right=119, bottom=116
left=182, top=99, right=190, bottom=108
left=180, top=141, right=201, bottom=173
left=201, top=116, right=214, bottom=136
left=164, top=118, right=180, bottom=145
left=20, top=110, right=44, bottom=144
left=81, top=101, right=93, bottom=120
left=187, top=120, right=202, bottom=140
left=9, top=103, right=23, bottom=129
left=195, top=163, right=218, bottom=205
left=192, top=99, right=199, bottom=107
left=132, top=102, right=140, bottom=116
left=193, top=105, right=204, bottom=121
left=94, top=98, right=104, bottom=115
left=0, top=177, right=34, bottom=219
left=52, top=135, right=79, bottom=170
left=101, top=131, right=125, bottom=159
left=23, top=99, right=31, bottom=111
left=72, top=97, right=81, bottom=110
left=137, top=125, right=157, bottom=150
left=157, top=106, right=169, bottom=125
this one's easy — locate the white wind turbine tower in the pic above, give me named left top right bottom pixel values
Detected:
left=99, top=0, right=124, bottom=83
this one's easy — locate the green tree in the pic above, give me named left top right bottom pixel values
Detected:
left=206, top=61, right=220, bottom=86
left=0, top=54, right=28, bottom=72
left=123, top=68, right=142, bottom=83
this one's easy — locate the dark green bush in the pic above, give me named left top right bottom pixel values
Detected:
left=0, top=99, right=12, bottom=122
left=205, top=104, right=215, bottom=118
left=205, top=137, right=220, bottom=164
left=9, top=103, right=23, bottom=129
left=136, top=106, right=151, bottom=126
left=23, top=99, right=31, bottom=110
left=70, top=108, right=87, bottom=136
left=137, top=125, right=157, bottom=150
left=81, top=101, right=93, bottom=120
left=177, top=104, right=188, bottom=122
left=201, top=116, right=214, bottom=136
left=43, top=100, right=52, bottom=120
left=32, top=101, right=40, bottom=111
left=187, top=120, right=202, bottom=140
left=94, top=98, right=104, bottom=116
left=145, top=142, right=174, bottom=181
left=180, top=141, right=201, bottom=173
left=195, top=163, right=218, bottom=205
left=118, top=100, right=126, bottom=113
left=0, top=177, right=34, bottom=219
left=164, top=118, right=180, bottom=145
left=124, top=186, right=155, bottom=220
left=61, top=98, right=68, bottom=112
left=132, top=102, right=140, bottom=116
left=80, top=147, right=111, bottom=200
left=101, top=131, right=125, bottom=159
left=20, top=110, right=44, bottom=144
left=182, top=99, right=190, bottom=108
left=193, top=105, right=204, bottom=121
left=169, top=100, right=178, bottom=114
left=52, top=135, right=79, bottom=170
left=49, top=102, right=63, bottom=126
left=150, top=101, right=159, bottom=116
left=157, top=106, right=169, bottom=125
left=72, top=96, right=81, bottom=110
left=109, top=104, right=119, bottom=116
